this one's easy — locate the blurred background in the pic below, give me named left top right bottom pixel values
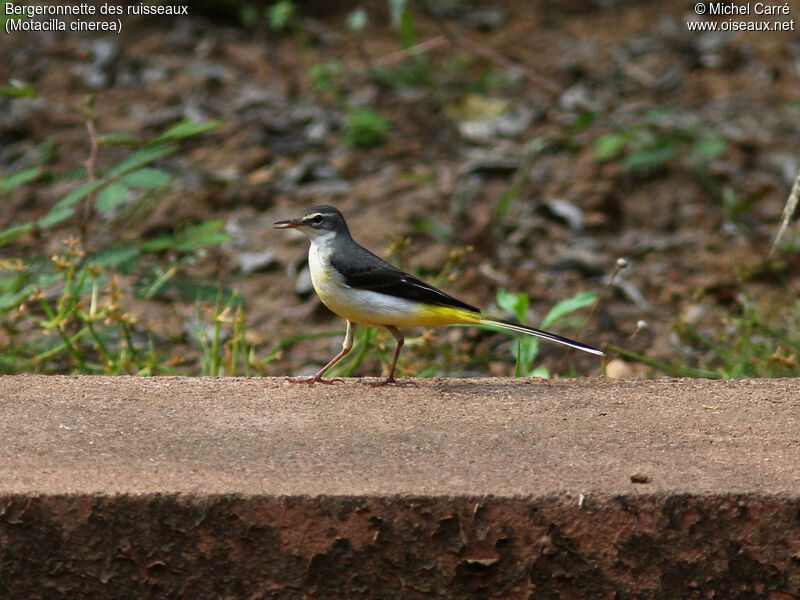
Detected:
left=1, top=0, right=798, bottom=379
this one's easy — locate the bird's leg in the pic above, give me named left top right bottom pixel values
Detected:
left=369, top=326, right=406, bottom=387
left=290, top=321, right=356, bottom=385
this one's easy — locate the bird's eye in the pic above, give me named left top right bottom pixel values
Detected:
left=311, top=215, right=323, bottom=225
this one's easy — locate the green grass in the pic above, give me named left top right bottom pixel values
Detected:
left=680, top=298, right=800, bottom=378
left=0, top=94, right=234, bottom=375
left=606, top=293, right=800, bottom=379
left=592, top=110, right=728, bottom=172
left=344, top=109, right=392, bottom=148
left=1, top=245, right=165, bottom=375
left=492, top=289, right=599, bottom=378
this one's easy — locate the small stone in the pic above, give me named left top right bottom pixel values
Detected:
left=535, top=534, right=558, bottom=556
left=295, top=266, right=315, bottom=296
left=605, top=359, right=635, bottom=379
left=463, top=557, right=499, bottom=568
left=238, top=249, right=276, bottom=275
left=543, top=199, right=584, bottom=231
left=248, top=167, right=273, bottom=186
left=630, top=472, right=650, bottom=484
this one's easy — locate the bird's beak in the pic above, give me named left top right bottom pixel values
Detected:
left=273, top=218, right=301, bottom=229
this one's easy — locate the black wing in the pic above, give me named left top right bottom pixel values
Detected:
left=332, top=240, right=480, bottom=313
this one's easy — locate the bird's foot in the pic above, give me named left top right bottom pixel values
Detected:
left=366, top=376, right=415, bottom=387
left=287, top=375, right=343, bottom=385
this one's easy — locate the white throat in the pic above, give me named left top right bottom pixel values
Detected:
left=308, top=229, right=337, bottom=252
left=307, top=229, right=338, bottom=290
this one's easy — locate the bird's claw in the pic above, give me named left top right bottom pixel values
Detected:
left=366, top=377, right=415, bottom=387
left=288, top=376, right=343, bottom=385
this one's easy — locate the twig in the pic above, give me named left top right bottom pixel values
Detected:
left=36, top=296, right=91, bottom=373
left=80, top=100, right=99, bottom=253
left=120, top=321, right=138, bottom=371
left=374, top=35, right=448, bottom=65
left=770, top=165, right=800, bottom=255
left=443, top=26, right=562, bottom=95
left=605, top=343, right=722, bottom=379
left=494, top=137, right=549, bottom=220
left=415, top=0, right=564, bottom=97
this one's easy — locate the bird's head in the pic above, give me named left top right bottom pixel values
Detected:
left=273, top=205, right=350, bottom=240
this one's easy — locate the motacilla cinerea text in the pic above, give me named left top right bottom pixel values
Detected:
left=274, top=205, right=603, bottom=385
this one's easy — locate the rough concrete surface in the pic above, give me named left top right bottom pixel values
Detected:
left=0, top=375, right=798, bottom=598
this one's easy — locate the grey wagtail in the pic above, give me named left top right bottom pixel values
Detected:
left=274, top=205, right=603, bottom=385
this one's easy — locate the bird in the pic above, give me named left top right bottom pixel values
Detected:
left=274, top=205, right=603, bottom=385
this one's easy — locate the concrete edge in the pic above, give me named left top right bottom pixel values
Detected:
left=2, top=492, right=798, bottom=598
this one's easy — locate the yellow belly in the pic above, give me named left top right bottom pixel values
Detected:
left=330, top=298, right=481, bottom=328
left=313, top=271, right=480, bottom=328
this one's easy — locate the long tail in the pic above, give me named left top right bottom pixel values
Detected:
left=479, top=317, right=604, bottom=356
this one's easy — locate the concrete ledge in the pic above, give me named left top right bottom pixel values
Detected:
left=1, top=376, right=798, bottom=597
